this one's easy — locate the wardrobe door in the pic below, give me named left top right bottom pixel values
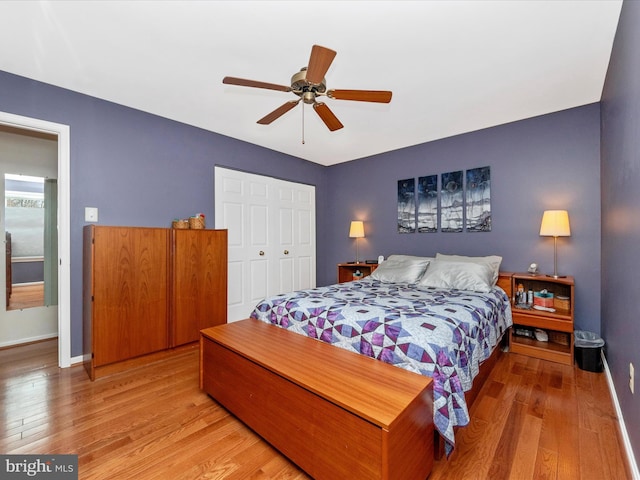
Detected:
left=91, top=226, right=170, bottom=366
left=214, top=167, right=316, bottom=323
left=172, top=229, right=227, bottom=346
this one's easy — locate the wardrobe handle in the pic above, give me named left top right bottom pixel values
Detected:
left=259, top=251, right=265, bottom=256
left=284, top=250, right=289, bottom=255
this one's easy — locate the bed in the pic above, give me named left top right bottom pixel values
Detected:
left=201, top=254, right=513, bottom=478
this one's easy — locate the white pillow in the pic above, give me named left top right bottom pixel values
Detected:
left=435, top=253, right=502, bottom=286
left=370, top=255, right=431, bottom=283
left=417, top=260, right=494, bottom=292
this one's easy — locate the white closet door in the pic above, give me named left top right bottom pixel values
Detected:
left=292, top=186, right=315, bottom=291
left=273, top=182, right=315, bottom=294
left=215, top=167, right=316, bottom=322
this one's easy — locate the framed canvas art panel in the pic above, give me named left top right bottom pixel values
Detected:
left=417, top=174, right=438, bottom=233
left=440, top=170, right=463, bottom=232
left=397, top=178, right=416, bottom=233
left=465, top=166, right=491, bottom=232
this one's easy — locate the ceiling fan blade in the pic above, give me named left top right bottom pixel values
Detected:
left=223, top=76, right=291, bottom=92
left=327, top=89, right=393, bottom=103
left=257, top=100, right=300, bottom=125
left=313, top=102, right=344, bottom=131
left=305, top=45, right=337, bottom=85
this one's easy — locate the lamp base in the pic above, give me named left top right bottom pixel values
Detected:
left=546, top=274, right=567, bottom=279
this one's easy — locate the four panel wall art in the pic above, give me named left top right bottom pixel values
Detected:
left=397, top=166, right=491, bottom=234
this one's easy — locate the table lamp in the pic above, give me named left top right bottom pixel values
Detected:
left=539, top=210, right=571, bottom=278
left=349, top=220, right=365, bottom=263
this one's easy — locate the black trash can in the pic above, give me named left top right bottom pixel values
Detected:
left=574, top=330, right=605, bottom=372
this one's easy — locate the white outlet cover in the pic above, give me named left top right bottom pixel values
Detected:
left=85, top=207, right=98, bottom=222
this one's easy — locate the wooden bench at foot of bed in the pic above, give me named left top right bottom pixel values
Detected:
left=200, top=318, right=434, bottom=480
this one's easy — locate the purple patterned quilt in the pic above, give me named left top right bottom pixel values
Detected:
left=250, top=277, right=512, bottom=455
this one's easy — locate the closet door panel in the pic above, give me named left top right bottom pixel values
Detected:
left=296, top=206, right=314, bottom=290
left=223, top=200, right=245, bottom=317
left=92, top=227, right=169, bottom=366
left=227, top=260, right=244, bottom=314
left=250, top=258, right=269, bottom=304
left=250, top=204, right=269, bottom=246
left=277, top=205, right=295, bottom=295
left=297, top=255, right=313, bottom=291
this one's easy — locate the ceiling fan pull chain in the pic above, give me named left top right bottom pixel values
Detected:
left=301, top=101, right=305, bottom=144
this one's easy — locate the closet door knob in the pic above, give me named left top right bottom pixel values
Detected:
left=284, top=250, right=289, bottom=255
left=259, top=251, right=265, bottom=256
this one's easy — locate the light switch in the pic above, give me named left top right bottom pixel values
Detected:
left=85, top=207, right=99, bottom=223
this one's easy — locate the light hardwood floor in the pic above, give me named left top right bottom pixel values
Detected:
left=0, top=339, right=632, bottom=479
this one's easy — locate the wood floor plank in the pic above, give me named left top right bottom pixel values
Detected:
left=598, top=420, right=633, bottom=480
left=549, top=364, right=582, bottom=479
left=539, top=392, right=561, bottom=455
left=432, top=417, right=496, bottom=479
left=579, top=427, right=607, bottom=479
left=510, top=413, right=543, bottom=479
left=487, top=400, right=526, bottom=479
left=0, top=340, right=632, bottom=479
left=533, top=447, right=558, bottom=480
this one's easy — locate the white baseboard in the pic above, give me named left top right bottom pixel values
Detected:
left=70, top=354, right=84, bottom=366
left=0, top=332, right=57, bottom=349
left=0, top=335, right=84, bottom=368
left=602, top=352, right=640, bottom=480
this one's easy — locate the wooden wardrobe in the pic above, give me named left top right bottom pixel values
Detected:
left=83, top=225, right=227, bottom=380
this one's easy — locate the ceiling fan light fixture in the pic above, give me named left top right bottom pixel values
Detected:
left=222, top=44, right=392, bottom=134
left=291, top=68, right=327, bottom=98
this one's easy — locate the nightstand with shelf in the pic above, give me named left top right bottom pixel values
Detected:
left=337, top=263, right=378, bottom=283
left=510, top=273, right=575, bottom=365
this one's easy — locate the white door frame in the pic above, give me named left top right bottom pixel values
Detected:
left=0, top=111, right=71, bottom=368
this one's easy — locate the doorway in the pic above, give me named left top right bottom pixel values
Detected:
left=5, top=173, right=58, bottom=311
left=0, top=111, right=71, bottom=368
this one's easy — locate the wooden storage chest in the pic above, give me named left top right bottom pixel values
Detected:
left=200, top=319, right=434, bottom=480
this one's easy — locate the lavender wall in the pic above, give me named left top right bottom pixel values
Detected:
left=0, top=70, right=328, bottom=357
left=323, top=105, right=602, bottom=334
left=601, top=0, right=640, bottom=467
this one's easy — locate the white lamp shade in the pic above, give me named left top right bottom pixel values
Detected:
left=349, top=220, right=365, bottom=238
left=539, top=210, right=571, bottom=237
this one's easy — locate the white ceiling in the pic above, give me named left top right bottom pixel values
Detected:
left=0, top=1, right=622, bottom=166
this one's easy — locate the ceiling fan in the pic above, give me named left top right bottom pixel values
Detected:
left=223, top=45, right=392, bottom=132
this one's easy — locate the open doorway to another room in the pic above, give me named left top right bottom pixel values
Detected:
left=0, top=111, right=71, bottom=368
left=0, top=124, right=58, bottom=350
left=5, top=173, right=58, bottom=311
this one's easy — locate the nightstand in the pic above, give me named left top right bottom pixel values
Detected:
left=337, top=263, right=378, bottom=283
left=509, top=273, right=575, bottom=365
